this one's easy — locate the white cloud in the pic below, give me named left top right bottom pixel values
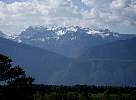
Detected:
left=81, top=0, right=95, bottom=6
left=81, top=0, right=136, bottom=33
left=0, top=0, right=83, bottom=35
left=83, top=8, right=99, bottom=19
left=111, top=0, right=127, bottom=9
left=110, top=0, right=136, bottom=26
left=0, top=0, right=135, bottom=35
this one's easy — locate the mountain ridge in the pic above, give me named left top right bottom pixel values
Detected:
left=11, top=26, right=136, bottom=58
left=81, top=37, right=136, bottom=60
left=0, top=36, right=136, bottom=86
left=0, top=37, right=73, bottom=84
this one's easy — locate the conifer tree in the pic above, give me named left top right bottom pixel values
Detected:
left=0, top=54, right=34, bottom=85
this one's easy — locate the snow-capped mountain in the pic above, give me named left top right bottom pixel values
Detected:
left=15, top=26, right=121, bottom=41
left=14, top=26, right=135, bottom=57
left=0, top=27, right=136, bottom=85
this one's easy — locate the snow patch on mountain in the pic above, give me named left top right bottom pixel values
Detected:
left=87, top=30, right=103, bottom=35
left=66, top=26, right=77, bottom=32
left=56, top=30, right=65, bottom=36
left=18, top=39, right=22, bottom=43
left=87, top=30, right=109, bottom=38
left=113, top=33, right=119, bottom=38
left=87, top=29, right=119, bottom=38
left=47, top=26, right=60, bottom=31
left=8, top=33, right=19, bottom=39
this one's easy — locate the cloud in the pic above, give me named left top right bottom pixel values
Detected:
left=110, top=0, right=136, bottom=25
left=0, top=0, right=82, bottom=34
left=81, top=0, right=136, bottom=33
left=0, top=0, right=136, bottom=35
left=81, top=0, right=95, bottom=6
left=110, top=0, right=131, bottom=9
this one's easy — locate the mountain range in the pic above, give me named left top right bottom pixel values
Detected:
left=0, top=26, right=136, bottom=86
left=13, top=26, right=135, bottom=58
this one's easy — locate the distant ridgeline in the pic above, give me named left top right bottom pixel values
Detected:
left=0, top=26, right=136, bottom=86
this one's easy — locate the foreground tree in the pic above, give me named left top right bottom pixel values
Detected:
left=0, top=54, right=34, bottom=86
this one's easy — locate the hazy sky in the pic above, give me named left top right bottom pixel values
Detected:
left=0, top=0, right=136, bottom=35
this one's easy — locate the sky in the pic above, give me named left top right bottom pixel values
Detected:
left=0, top=0, right=136, bottom=35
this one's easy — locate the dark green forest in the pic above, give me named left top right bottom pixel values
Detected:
left=0, top=53, right=136, bottom=100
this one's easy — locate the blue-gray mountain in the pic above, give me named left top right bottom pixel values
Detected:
left=82, top=37, right=136, bottom=60
left=14, top=26, right=135, bottom=58
left=0, top=37, right=72, bottom=84
left=0, top=35, right=136, bottom=86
